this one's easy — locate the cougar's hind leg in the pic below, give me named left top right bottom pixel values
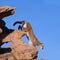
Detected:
left=37, top=42, right=44, bottom=49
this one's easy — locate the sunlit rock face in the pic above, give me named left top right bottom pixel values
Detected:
left=0, top=30, right=38, bottom=60
left=0, top=6, right=15, bottom=19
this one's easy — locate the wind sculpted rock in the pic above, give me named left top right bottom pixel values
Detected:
left=0, top=6, right=15, bottom=19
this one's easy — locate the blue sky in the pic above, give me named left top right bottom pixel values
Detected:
left=0, top=0, right=60, bottom=60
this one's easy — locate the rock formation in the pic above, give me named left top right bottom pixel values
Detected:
left=0, top=6, right=38, bottom=60
left=0, top=6, right=15, bottom=19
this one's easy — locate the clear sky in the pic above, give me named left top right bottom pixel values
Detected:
left=0, top=0, right=60, bottom=60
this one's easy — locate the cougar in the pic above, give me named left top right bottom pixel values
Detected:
left=13, top=21, right=44, bottom=49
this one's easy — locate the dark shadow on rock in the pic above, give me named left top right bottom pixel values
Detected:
left=0, top=48, right=12, bottom=54
left=0, top=20, right=13, bottom=34
left=0, top=20, right=14, bottom=46
left=0, top=6, right=15, bottom=19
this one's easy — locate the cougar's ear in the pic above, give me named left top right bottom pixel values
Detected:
left=20, top=21, right=25, bottom=25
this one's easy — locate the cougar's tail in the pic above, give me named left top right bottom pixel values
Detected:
left=13, top=21, right=22, bottom=26
left=13, top=21, right=25, bottom=26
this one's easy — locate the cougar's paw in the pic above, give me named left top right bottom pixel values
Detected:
left=39, top=43, right=44, bottom=50
left=41, top=43, right=44, bottom=50
left=18, top=25, right=22, bottom=30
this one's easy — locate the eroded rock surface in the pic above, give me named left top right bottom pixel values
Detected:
left=0, top=6, right=38, bottom=60
left=0, top=30, right=38, bottom=60
left=0, top=6, right=15, bottom=19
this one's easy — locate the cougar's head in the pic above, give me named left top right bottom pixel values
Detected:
left=20, top=21, right=31, bottom=32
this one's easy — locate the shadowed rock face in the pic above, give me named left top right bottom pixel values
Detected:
left=0, top=6, right=15, bottom=19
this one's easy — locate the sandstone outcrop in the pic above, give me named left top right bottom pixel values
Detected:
left=0, top=6, right=38, bottom=60
left=0, top=6, right=15, bottom=19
